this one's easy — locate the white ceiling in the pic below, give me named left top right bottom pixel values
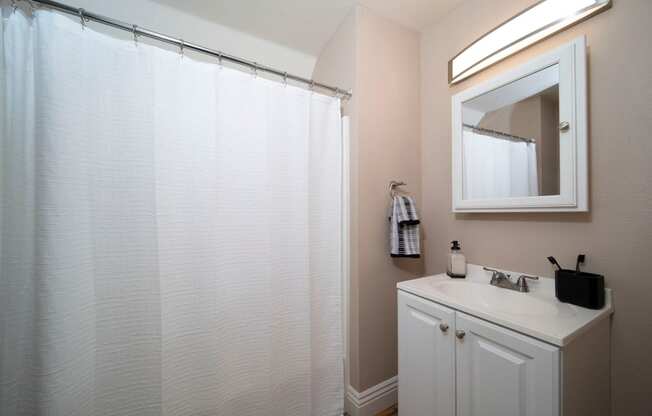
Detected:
left=152, top=0, right=465, bottom=56
left=357, top=0, right=465, bottom=32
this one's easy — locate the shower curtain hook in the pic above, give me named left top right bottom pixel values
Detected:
left=310, top=80, right=315, bottom=93
left=179, top=39, right=184, bottom=58
left=132, top=25, right=139, bottom=45
left=218, top=52, right=223, bottom=69
left=252, top=62, right=258, bottom=78
left=78, top=8, right=87, bottom=30
left=283, top=72, right=288, bottom=87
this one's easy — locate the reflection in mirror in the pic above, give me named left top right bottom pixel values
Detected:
left=461, top=64, right=560, bottom=200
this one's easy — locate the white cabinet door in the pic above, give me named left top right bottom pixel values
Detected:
left=398, top=290, right=456, bottom=416
left=455, top=312, right=560, bottom=416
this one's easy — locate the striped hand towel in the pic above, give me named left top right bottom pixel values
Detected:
left=389, top=195, right=421, bottom=258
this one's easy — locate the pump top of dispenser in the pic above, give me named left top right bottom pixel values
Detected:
left=451, top=241, right=461, bottom=251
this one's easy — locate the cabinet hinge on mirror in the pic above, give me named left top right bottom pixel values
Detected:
left=559, top=121, right=570, bottom=132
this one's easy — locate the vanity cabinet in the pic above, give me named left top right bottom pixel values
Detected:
left=398, top=290, right=456, bottom=416
left=455, top=312, right=559, bottom=416
left=398, top=289, right=609, bottom=416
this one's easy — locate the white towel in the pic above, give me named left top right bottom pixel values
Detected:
left=389, top=195, right=421, bottom=258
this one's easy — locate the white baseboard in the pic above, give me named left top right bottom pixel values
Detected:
left=345, top=376, right=397, bottom=416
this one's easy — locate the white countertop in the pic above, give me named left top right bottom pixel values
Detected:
left=397, top=264, right=613, bottom=347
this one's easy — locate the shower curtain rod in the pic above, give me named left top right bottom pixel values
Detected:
left=463, top=123, right=535, bottom=144
left=24, top=0, right=352, bottom=100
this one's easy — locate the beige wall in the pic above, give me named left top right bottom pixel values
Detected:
left=421, top=1, right=652, bottom=415
left=313, top=6, right=422, bottom=392
left=356, top=7, right=423, bottom=391
left=312, top=8, right=361, bottom=389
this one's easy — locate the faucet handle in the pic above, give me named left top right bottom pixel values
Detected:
left=516, top=274, right=539, bottom=292
left=483, top=267, right=510, bottom=277
left=483, top=267, right=510, bottom=283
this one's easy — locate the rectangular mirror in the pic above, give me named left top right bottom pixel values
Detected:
left=452, top=37, right=588, bottom=212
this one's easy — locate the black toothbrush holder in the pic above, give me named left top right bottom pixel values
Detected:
left=549, top=255, right=605, bottom=310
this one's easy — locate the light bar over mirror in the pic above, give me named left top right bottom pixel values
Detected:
left=448, top=0, right=611, bottom=85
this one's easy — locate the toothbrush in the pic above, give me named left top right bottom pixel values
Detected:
left=575, top=254, right=585, bottom=272
left=547, top=256, right=563, bottom=271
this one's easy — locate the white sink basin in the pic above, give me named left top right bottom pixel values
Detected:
left=430, top=280, right=567, bottom=317
left=397, top=264, right=613, bottom=346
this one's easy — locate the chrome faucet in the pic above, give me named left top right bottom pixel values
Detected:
left=483, top=267, right=539, bottom=293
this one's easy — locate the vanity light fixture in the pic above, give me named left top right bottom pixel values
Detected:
left=448, top=0, right=611, bottom=84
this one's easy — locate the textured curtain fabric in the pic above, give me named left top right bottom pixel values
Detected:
left=462, top=130, right=539, bottom=199
left=1, top=7, right=343, bottom=416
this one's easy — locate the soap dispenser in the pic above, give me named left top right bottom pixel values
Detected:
left=447, top=240, right=467, bottom=278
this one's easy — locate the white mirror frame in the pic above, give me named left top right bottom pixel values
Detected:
left=452, top=36, right=588, bottom=213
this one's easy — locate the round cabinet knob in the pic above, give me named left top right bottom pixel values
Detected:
left=455, top=330, right=466, bottom=340
left=439, top=323, right=449, bottom=333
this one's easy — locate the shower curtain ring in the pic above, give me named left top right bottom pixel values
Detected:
left=179, top=39, right=184, bottom=57
left=132, top=25, right=139, bottom=45
left=310, top=80, right=315, bottom=93
left=283, top=72, right=288, bottom=87
left=252, top=62, right=258, bottom=78
left=218, top=52, right=223, bottom=69
left=78, top=8, right=87, bottom=30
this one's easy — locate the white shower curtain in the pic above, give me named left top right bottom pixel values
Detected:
left=462, top=129, right=539, bottom=199
left=1, top=7, right=343, bottom=416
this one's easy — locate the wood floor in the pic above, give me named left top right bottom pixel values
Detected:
left=376, top=404, right=398, bottom=415
left=343, top=404, right=397, bottom=416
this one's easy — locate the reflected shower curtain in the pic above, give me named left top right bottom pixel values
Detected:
left=462, top=130, right=539, bottom=199
left=1, top=7, right=343, bottom=416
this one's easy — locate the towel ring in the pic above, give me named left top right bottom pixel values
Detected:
left=389, top=181, right=406, bottom=198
